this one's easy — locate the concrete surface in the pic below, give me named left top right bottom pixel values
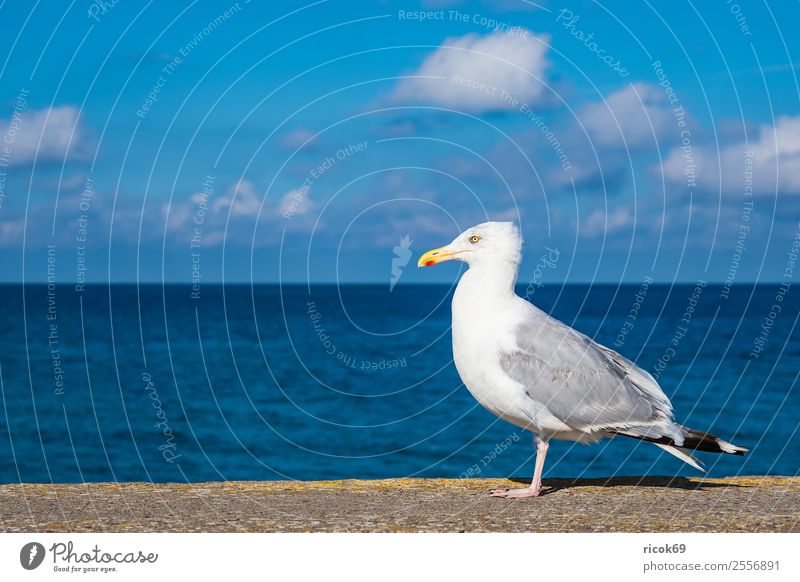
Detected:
left=0, top=476, right=797, bottom=532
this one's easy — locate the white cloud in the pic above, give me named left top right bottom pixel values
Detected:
left=212, top=180, right=262, bottom=216
left=0, top=219, right=24, bottom=245
left=163, top=179, right=319, bottom=247
left=578, top=83, right=676, bottom=148
left=167, top=180, right=263, bottom=228
left=582, top=206, right=632, bottom=237
left=661, top=115, right=800, bottom=195
left=0, top=105, right=89, bottom=165
left=279, top=128, right=317, bottom=150
left=279, top=188, right=314, bottom=217
left=393, top=29, right=550, bottom=112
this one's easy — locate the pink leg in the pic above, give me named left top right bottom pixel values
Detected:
left=490, top=437, right=549, bottom=499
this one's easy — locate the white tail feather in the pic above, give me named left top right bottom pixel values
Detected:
left=716, top=438, right=748, bottom=454
left=654, top=443, right=706, bottom=472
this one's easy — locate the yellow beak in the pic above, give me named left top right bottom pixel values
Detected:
left=418, top=246, right=458, bottom=268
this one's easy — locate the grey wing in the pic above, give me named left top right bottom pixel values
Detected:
left=499, top=312, right=675, bottom=433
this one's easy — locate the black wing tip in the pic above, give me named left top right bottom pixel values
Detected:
left=613, top=427, right=749, bottom=456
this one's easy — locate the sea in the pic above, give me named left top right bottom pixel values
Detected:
left=0, top=283, right=797, bottom=483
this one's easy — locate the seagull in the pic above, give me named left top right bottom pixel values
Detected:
left=418, top=221, right=747, bottom=498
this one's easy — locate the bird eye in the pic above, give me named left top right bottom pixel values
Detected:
left=469, top=235, right=481, bottom=244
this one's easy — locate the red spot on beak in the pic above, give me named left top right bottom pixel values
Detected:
left=425, top=260, right=435, bottom=267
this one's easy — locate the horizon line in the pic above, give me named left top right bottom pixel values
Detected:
left=0, top=281, right=788, bottom=286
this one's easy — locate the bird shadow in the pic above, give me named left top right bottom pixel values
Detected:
left=504, top=475, right=743, bottom=496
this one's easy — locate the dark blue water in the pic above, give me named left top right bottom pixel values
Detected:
left=0, top=283, right=797, bottom=483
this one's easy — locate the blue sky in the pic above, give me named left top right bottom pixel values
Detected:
left=0, top=0, right=798, bottom=284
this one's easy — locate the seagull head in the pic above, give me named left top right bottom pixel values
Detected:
left=417, top=221, right=522, bottom=270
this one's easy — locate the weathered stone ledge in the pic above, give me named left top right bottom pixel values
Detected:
left=0, top=476, right=797, bottom=532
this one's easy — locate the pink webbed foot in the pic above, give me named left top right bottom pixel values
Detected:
left=489, top=437, right=549, bottom=499
left=489, top=486, right=541, bottom=498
